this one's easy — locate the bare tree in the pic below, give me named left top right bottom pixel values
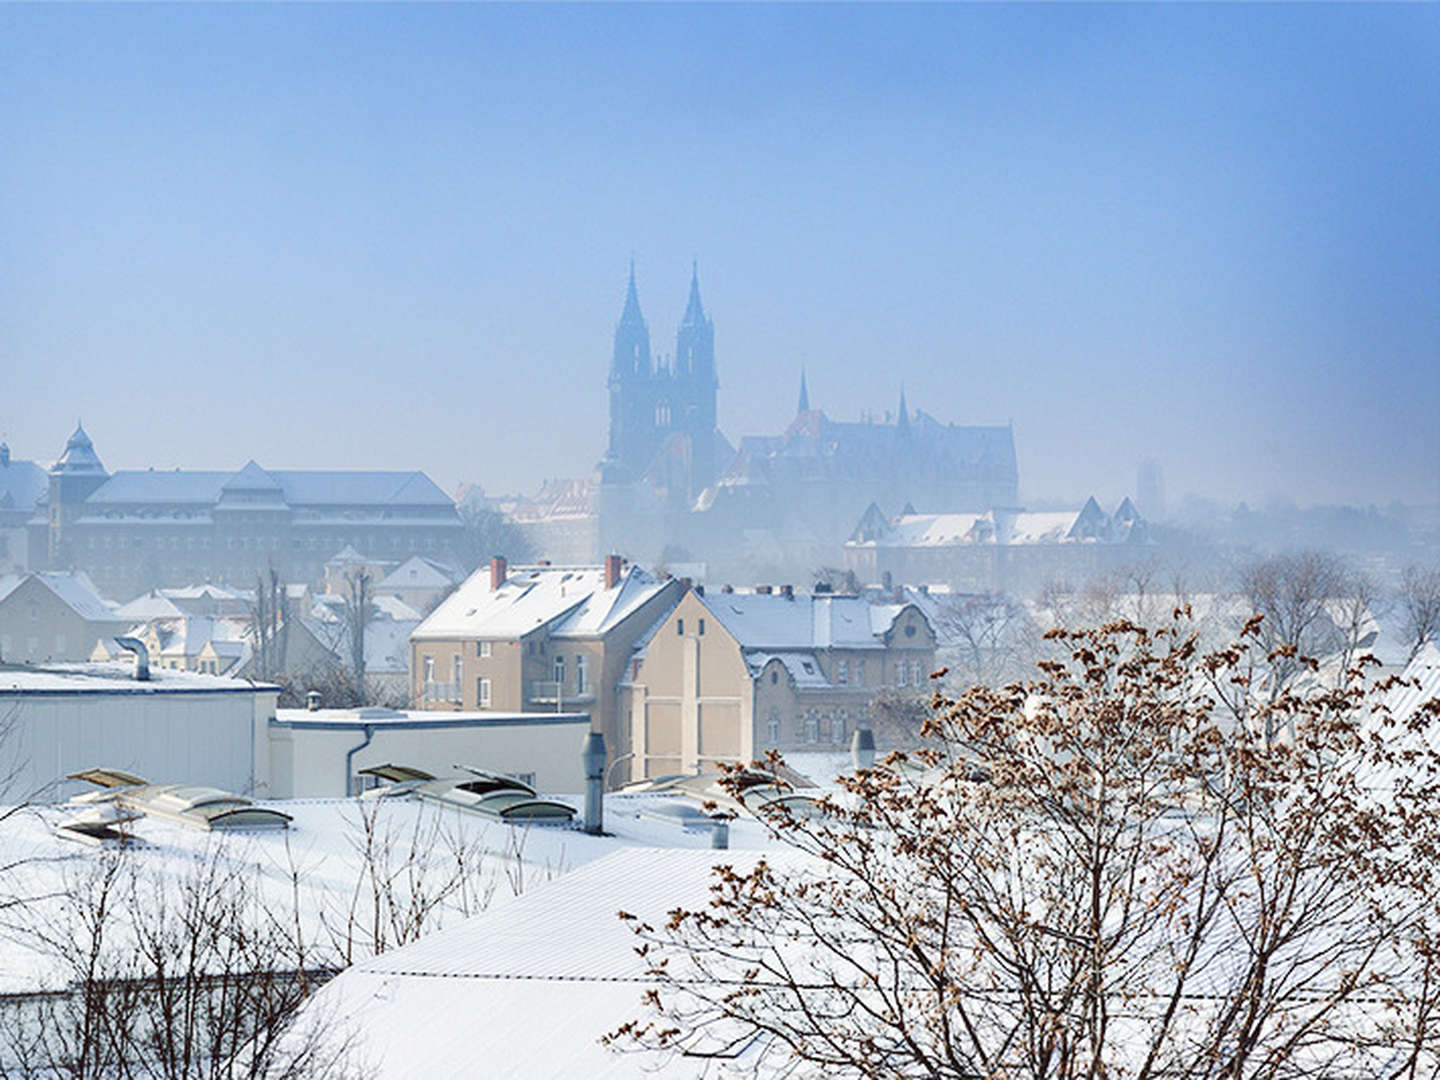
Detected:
left=342, top=569, right=370, bottom=705
left=249, top=569, right=290, bottom=683
left=1398, top=563, right=1440, bottom=663
left=1237, top=550, right=1349, bottom=695
left=930, top=592, right=1037, bottom=689
left=610, top=617, right=1440, bottom=1078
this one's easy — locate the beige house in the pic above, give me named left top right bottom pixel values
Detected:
left=409, top=556, right=684, bottom=782
left=0, top=572, right=125, bottom=663
left=619, top=585, right=936, bottom=782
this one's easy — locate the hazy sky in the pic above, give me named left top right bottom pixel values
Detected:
left=3, top=4, right=1437, bottom=509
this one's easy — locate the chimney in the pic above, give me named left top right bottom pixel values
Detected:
left=814, top=582, right=833, bottom=595
left=755, top=584, right=773, bottom=595
left=721, top=584, right=734, bottom=594
left=114, top=637, right=150, bottom=682
left=582, top=732, right=606, bottom=836
left=307, top=689, right=322, bottom=712
left=679, top=577, right=693, bottom=592
left=490, top=555, right=508, bottom=590
left=605, top=553, right=623, bottom=590
left=694, top=584, right=705, bottom=597
left=781, top=584, right=794, bottom=600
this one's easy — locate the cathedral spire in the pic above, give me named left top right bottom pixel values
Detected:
left=620, top=257, right=644, bottom=326
left=797, top=368, right=810, bottom=414
left=896, top=385, right=910, bottom=436
left=681, top=260, right=706, bottom=327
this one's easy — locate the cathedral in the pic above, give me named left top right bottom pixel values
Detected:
left=514, top=263, right=1021, bottom=581
left=600, top=261, right=729, bottom=508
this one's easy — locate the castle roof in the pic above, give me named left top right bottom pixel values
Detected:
left=81, top=467, right=454, bottom=509
left=51, top=424, right=107, bottom=476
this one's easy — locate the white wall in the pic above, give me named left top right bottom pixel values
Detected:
left=268, top=716, right=591, bottom=799
left=0, top=689, right=277, bottom=803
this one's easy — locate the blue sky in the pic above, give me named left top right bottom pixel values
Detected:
left=2, top=4, right=1436, bottom=508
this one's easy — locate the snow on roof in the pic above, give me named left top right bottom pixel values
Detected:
left=744, top=651, right=832, bottom=688
left=700, top=592, right=904, bottom=651
left=371, top=593, right=422, bottom=621
left=848, top=504, right=1148, bottom=549
left=378, top=555, right=459, bottom=590
left=84, top=468, right=456, bottom=509
left=272, top=707, right=592, bottom=729
left=0, top=456, right=48, bottom=513
left=0, top=572, right=119, bottom=623
left=0, top=661, right=278, bottom=696
left=413, top=564, right=673, bottom=642
left=114, top=593, right=187, bottom=620
left=291, top=846, right=809, bottom=1077
left=0, top=789, right=787, bottom=996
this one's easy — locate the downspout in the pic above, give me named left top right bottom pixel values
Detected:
left=344, top=724, right=375, bottom=797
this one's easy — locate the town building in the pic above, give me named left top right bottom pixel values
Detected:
left=0, top=442, right=47, bottom=576
left=844, top=496, right=1153, bottom=599
left=26, top=426, right=463, bottom=601
left=268, top=705, right=592, bottom=798
left=409, top=556, right=685, bottom=781
left=0, top=571, right=126, bottom=663
left=507, top=265, right=1020, bottom=583
left=0, top=659, right=280, bottom=802
left=618, top=585, right=936, bottom=782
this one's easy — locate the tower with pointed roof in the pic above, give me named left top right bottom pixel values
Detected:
left=604, top=261, right=720, bottom=503
left=47, top=424, right=110, bottom=566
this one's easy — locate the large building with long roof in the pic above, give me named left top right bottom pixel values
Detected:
left=26, top=425, right=463, bottom=600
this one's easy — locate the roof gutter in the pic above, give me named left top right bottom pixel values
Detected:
left=344, top=724, right=375, bottom=797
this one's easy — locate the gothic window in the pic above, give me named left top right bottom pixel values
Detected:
left=656, top=402, right=671, bottom=427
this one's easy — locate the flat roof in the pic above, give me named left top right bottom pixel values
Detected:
left=0, top=662, right=280, bottom=697
left=272, top=707, right=591, bottom=731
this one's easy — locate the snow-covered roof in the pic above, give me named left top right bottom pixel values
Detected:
left=290, top=846, right=807, bottom=1077
left=0, top=456, right=48, bottom=514
left=413, top=564, right=675, bottom=642
left=371, top=593, right=422, bottom=621
left=700, top=592, right=911, bottom=652
left=0, top=661, right=278, bottom=696
left=0, top=572, right=118, bottom=623
left=378, top=555, right=460, bottom=590
left=273, top=707, right=591, bottom=729
left=848, top=501, right=1150, bottom=549
left=84, top=468, right=456, bottom=509
left=744, top=651, right=833, bottom=688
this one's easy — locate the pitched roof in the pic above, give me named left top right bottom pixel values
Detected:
left=412, top=563, right=674, bottom=641
left=1, top=572, right=118, bottom=622
left=83, top=467, right=455, bottom=508
left=0, top=457, right=48, bottom=514
left=699, top=592, right=914, bottom=652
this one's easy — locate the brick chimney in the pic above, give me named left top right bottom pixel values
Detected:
left=490, top=555, right=508, bottom=590
left=605, top=553, right=623, bottom=590
left=781, top=584, right=795, bottom=600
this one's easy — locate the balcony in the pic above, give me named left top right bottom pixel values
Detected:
left=526, top=680, right=595, bottom=707
left=422, top=680, right=461, bottom=704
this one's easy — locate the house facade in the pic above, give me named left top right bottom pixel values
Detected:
left=618, top=586, right=936, bottom=781
left=409, top=556, right=684, bottom=782
left=0, top=572, right=126, bottom=663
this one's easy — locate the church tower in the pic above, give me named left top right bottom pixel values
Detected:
left=674, top=263, right=718, bottom=495
left=607, top=261, right=656, bottom=478
left=47, top=423, right=109, bottom=567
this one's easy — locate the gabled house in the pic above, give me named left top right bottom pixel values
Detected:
left=409, top=556, right=684, bottom=780
left=0, top=571, right=125, bottom=662
left=618, top=586, right=936, bottom=781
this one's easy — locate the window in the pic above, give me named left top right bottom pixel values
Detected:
left=478, top=641, right=492, bottom=658
left=831, top=712, right=846, bottom=744
left=477, top=677, right=492, bottom=707
left=576, top=654, right=587, bottom=694
left=912, top=659, right=924, bottom=685
left=424, top=655, right=434, bottom=681
left=835, top=659, right=848, bottom=685
left=805, top=712, right=820, bottom=745
left=698, top=618, right=705, bottom=636
left=767, top=708, right=781, bottom=745
left=554, top=654, right=565, bottom=686
left=771, top=669, right=778, bottom=685
left=677, top=618, right=684, bottom=635
left=452, top=655, right=462, bottom=700
left=905, top=623, right=917, bottom=638
left=897, top=660, right=909, bottom=687
left=855, top=659, right=865, bottom=687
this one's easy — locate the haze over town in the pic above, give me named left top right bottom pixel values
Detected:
left=4, top=4, right=1436, bottom=509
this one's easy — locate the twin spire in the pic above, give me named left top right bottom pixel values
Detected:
left=618, top=258, right=706, bottom=329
